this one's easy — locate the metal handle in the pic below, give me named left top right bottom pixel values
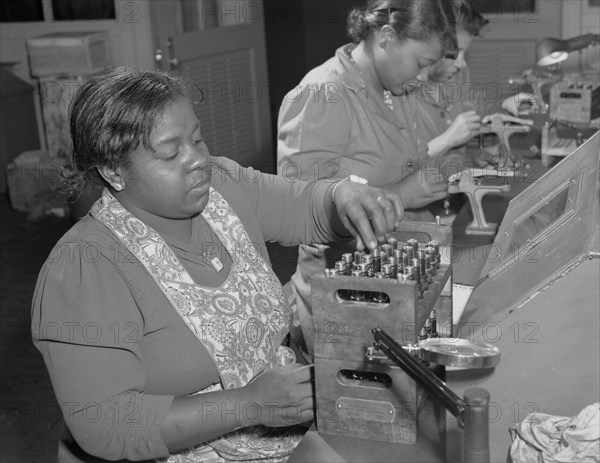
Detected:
left=371, top=327, right=491, bottom=463
left=166, top=38, right=179, bottom=70
left=155, top=47, right=178, bottom=69
left=371, top=327, right=465, bottom=423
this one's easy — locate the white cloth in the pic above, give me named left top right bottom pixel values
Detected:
left=509, top=403, right=600, bottom=463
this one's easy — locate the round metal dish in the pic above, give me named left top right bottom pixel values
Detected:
left=418, top=338, right=501, bottom=368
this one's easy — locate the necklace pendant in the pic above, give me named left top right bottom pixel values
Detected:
left=210, top=257, right=223, bottom=272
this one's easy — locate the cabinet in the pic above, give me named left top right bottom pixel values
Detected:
left=0, top=66, right=41, bottom=193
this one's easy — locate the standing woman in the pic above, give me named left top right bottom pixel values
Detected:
left=276, top=0, right=458, bottom=358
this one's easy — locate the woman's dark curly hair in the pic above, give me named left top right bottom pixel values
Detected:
left=347, top=0, right=458, bottom=58
left=62, top=67, right=188, bottom=199
left=454, top=0, right=489, bottom=37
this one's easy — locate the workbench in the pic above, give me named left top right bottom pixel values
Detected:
left=289, top=137, right=600, bottom=462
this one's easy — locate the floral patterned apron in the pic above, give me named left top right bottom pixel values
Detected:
left=90, top=188, right=304, bottom=462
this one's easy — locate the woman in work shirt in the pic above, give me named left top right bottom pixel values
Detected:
left=276, top=0, right=459, bottom=358
left=407, top=1, right=536, bottom=160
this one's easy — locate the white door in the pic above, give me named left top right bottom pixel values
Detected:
left=150, top=0, right=273, bottom=170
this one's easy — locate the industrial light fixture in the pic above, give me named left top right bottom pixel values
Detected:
left=536, top=33, right=600, bottom=66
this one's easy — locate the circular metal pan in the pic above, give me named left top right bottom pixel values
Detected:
left=418, top=338, right=501, bottom=369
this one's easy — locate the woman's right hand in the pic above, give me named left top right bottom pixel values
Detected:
left=243, top=364, right=314, bottom=428
left=501, top=92, right=539, bottom=116
left=442, top=110, right=482, bottom=149
left=396, top=165, right=448, bottom=209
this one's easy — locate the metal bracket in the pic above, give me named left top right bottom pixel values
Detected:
left=448, top=167, right=517, bottom=235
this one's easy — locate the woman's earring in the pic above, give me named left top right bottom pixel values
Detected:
left=113, top=183, right=124, bottom=192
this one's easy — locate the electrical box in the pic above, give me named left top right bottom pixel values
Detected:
left=549, top=80, right=600, bottom=124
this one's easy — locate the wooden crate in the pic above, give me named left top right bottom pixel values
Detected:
left=312, top=222, right=453, bottom=445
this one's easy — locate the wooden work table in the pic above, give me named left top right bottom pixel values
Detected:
left=289, top=151, right=557, bottom=463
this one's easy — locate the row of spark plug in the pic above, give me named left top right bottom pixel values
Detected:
left=325, top=237, right=442, bottom=302
left=324, top=237, right=442, bottom=341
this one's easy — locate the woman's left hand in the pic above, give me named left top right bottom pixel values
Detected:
left=482, top=113, right=534, bottom=126
left=333, top=181, right=403, bottom=251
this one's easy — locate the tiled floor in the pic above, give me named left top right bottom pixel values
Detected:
left=1, top=194, right=72, bottom=462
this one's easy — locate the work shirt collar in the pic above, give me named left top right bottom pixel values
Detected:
left=334, top=43, right=405, bottom=129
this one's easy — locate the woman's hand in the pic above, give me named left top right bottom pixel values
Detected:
left=482, top=113, right=534, bottom=126
left=428, top=111, right=481, bottom=157
left=501, top=92, right=539, bottom=116
left=396, top=165, right=449, bottom=210
left=243, top=364, right=314, bottom=427
left=444, top=110, right=482, bottom=147
left=161, top=364, right=314, bottom=451
left=332, top=181, right=403, bottom=251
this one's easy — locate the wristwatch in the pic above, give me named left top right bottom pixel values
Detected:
left=332, top=175, right=368, bottom=204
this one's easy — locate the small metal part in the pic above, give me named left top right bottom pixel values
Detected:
left=381, top=264, right=393, bottom=279
left=386, top=258, right=397, bottom=279
left=335, top=261, right=347, bottom=275
left=429, top=259, right=438, bottom=274
left=424, top=317, right=432, bottom=336
left=380, top=244, right=392, bottom=262
left=426, top=267, right=434, bottom=284
left=325, top=268, right=337, bottom=278
left=350, top=268, right=367, bottom=302
left=372, top=272, right=389, bottom=303
left=354, top=250, right=366, bottom=268
left=342, top=253, right=354, bottom=266
left=357, top=263, right=369, bottom=277
left=408, top=239, right=419, bottom=255
left=428, top=241, right=440, bottom=257
left=371, top=248, right=381, bottom=273
left=429, top=310, right=438, bottom=337
left=387, top=237, right=398, bottom=251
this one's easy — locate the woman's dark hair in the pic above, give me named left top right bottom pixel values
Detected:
left=454, top=0, right=489, bottom=37
left=63, top=67, right=188, bottom=198
left=347, top=0, right=458, bottom=58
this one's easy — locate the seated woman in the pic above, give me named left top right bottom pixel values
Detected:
left=408, top=0, right=536, bottom=159
left=31, top=67, right=403, bottom=462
